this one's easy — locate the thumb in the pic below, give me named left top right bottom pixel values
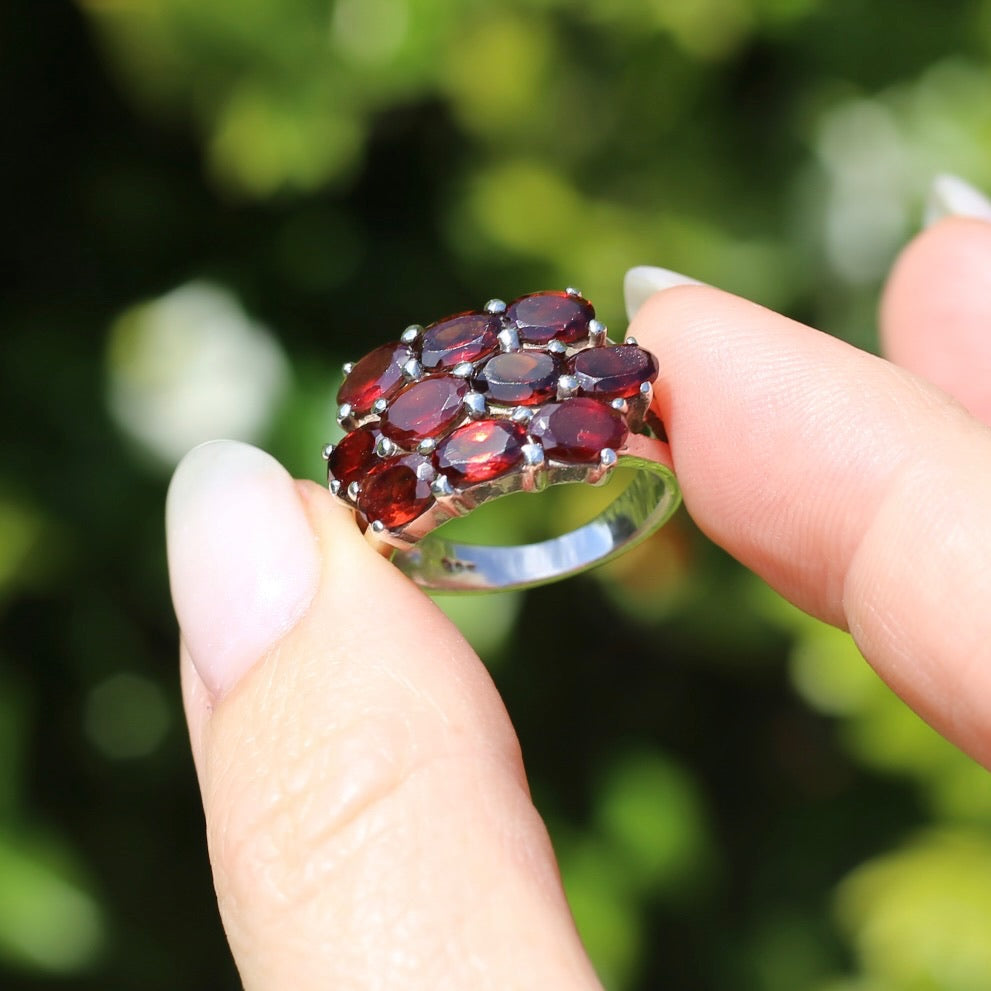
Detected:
left=166, top=440, right=599, bottom=990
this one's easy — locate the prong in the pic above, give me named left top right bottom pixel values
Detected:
left=546, top=339, right=567, bottom=356
left=431, top=474, right=455, bottom=498
left=415, top=460, right=436, bottom=482
left=510, top=406, right=535, bottom=424
left=484, top=298, right=507, bottom=315
left=402, top=357, right=423, bottom=381
left=347, top=480, right=361, bottom=501
left=321, top=442, right=335, bottom=461
left=401, top=325, right=422, bottom=345
left=337, top=402, right=354, bottom=425
left=610, top=397, right=629, bottom=414
left=342, top=361, right=355, bottom=376
left=565, top=287, right=583, bottom=298
left=463, top=391, right=487, bottom=418
left=497, top=326, right=521, bottom=352
left=639, top=381, right=652, bottom=398
left=589, top=447, right=619, bottom=486
left=451, top=361, right=475, bottom=378
left=625, top=335, right=639, bottom=346
left=417, top=437, right=438, bottom=456
left=588, top=319, right=607, bottom=346
left=329, top=479, right=342, bottom=497
left=521, top=442, right=547, bottom=492
left=556, top=374, right=579, bottom=400
left=370, top=519, right=387, bottom=534
left=372, top=397, right=389, bottom=416
left=374, top=435, right=396, bottom=458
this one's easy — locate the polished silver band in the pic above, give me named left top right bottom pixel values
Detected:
left=368, top=433, right=680, bottom=592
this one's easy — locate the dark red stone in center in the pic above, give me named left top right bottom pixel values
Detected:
left=529, top=398, right=628, bottom=462
left=327, top=427, right=379, bottom=488
left=337, top=342, right=411, bottom=415
left=434, top=419, right=527, bottom=487
left=506, top=291, right=594, bottom=345
left=380, top=376, right=468, bottom=446
left=473, top=350, right=560, bottom=406
left=420, top=311, right=501, bottom=370
left=359, top=453, right=434, bottom=529
left=570, top=344, right=659, bottom=399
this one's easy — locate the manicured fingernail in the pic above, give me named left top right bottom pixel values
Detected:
left=624, top=265, right=705, bottom=320
left=166, top=440, right=320, bottom=698
left=925, top=173, right=991, bottom=227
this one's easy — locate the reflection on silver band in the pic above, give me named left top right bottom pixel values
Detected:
left=369, top=438, right=680, bottom=593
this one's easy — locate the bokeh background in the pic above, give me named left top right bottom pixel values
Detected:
left=3, top=0, right=991, bottom=988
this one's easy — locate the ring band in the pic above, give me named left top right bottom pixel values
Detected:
left=324, top=288, right=681, bottom=592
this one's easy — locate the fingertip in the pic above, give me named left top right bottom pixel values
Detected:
left=881, top=216, right=991, bottom=424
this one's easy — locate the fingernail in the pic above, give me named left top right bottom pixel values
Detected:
left=924, top=173, right=991, bottom=227
left=166, top=440, right=320, bottom=698
left=624, top=265, right=705, bottom=320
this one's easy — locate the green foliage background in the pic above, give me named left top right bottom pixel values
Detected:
left=2, top=0, right=991, bottom=988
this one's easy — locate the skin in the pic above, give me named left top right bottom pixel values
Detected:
left=175, top=217, right=991, bottom=989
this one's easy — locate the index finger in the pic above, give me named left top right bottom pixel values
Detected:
left=629, top=284, right=991, bottom=766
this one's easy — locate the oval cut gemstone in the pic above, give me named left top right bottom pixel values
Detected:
left=327, top=427, right=379, bottom=488
left=359, top=453, right=434, bottom=529
left=420, top=311, right=501, bottom=370
left=337, top=342, right=411, bottom=415
left=570, top=344, right=659, bottom=399
left=529, top=398, right=628, bottom=462
left=434, top=419, right=527, bottom=487
left=506, top=291, right=594, bottom=346
left=380, top=376, right=468, bottom=447
left=473, top=350, right=560, bottom=406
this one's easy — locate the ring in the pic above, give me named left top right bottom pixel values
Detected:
left=323, top=288, right=681, bottom=592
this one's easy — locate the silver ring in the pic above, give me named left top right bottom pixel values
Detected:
left=324, top=288, right=681, bottom=592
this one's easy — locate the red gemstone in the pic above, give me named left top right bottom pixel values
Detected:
left=380, top=376, right=468, bottom=446
left=529, top=398, right=628, bottom=462
left=420, top=311, right=501, bottom=370
left=434, top=419, right=527, bottom=487
left=506, top=291, right=594, bottom=345
left=359, top=453, right=434, bottom=529
left=473, top=350, right=560, bottom=406
left=327, top=427, right=379, bottom=487
left=570, top=345, right=659, bottom=399
left=337, top=342, right=411, bottom=415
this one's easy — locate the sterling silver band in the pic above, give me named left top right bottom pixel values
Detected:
left=376, top=438, right=680, bottom=592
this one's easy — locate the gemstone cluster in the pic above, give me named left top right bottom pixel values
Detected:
left=326, top=289, right=661, bottom=537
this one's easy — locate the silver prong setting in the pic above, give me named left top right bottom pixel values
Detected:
left=329, top=479, right=342, bottom=497
left=588, top=320, right=607, bottom=346
left=402, top=357, right=423, bottom=381
left=401, top=325, right=422, bottom=345
left=610, top=397, right=629, bottom=415
left=521, top=441, right=547, bottom=492
left=511, top=406, right=535, bottom=424
left=452, top=361, right=475, bottom=378
left=415, top=460, right=436, bottom=483
left=347, top=480, right=361, bottom=502
left=342, top=361, right=355, bottom=376
left=417, top=437, right=438, bottom=456
left=463, top=391, right=487, bottom=418
left=370, top=519, right=386, bottom=534
left=321, top=442, right=335, bottom=461
left=374, top=435, right=396, bottom=458
left=625, top=335, right=639, bottom=346
left=556, top=374, right=579, bottom=400
left=372, top=397, right=389, bottom=416
left=337, top=402, right=355, bottom=427
left=640, top=381, right=652, bottom=398
left=484, top=298, right=507, bottom=315
left=498, top=326, right=521, bottom=352
left=546, top=339, right=567, bottom=356
left=565, top=286, right=582, bottom=298
left=431, top=474, right=454, bottom=498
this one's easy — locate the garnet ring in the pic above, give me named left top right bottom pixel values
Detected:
left=323, top=289, right=681, bottom=592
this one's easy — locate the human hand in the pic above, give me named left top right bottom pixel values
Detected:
left=166, top=182, right=991, bottom=989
